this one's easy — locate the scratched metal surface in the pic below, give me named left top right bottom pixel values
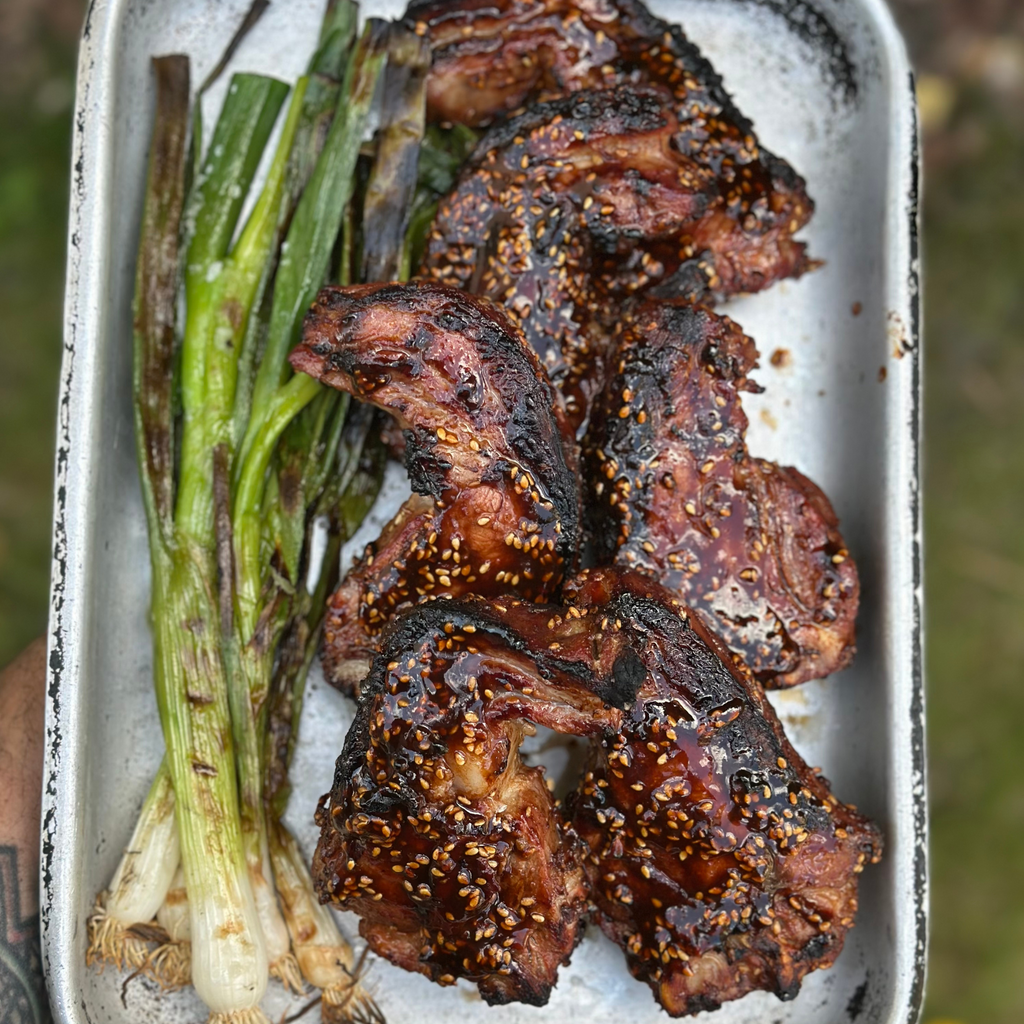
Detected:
left=42, top=1, right=925, bottom=1021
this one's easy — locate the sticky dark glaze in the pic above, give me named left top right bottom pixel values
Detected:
left=407, top=0, right=814, bottom=293
left=314, top=568, right=881, bottom=1012
left=563, top=568, right=882, bottom=1016
left=586, top=302, right=859, bottom=687
left=290, top=283, right=580, bottom=694
left=312, top=598, right=628, bottom=1005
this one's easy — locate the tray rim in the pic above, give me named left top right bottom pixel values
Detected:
left=41, top=1, right=926, bottom=1021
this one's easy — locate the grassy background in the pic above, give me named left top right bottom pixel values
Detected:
left=1, top=2, right=1022, bottom=1022
left=0, top=3, right=76, bottom=663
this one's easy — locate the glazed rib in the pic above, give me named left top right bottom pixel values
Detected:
left=563, top=568, right=881, bottom=1016
left=586, top=301, right=859, bottom=687
left=421, top=85, right=680, bottom=434
left=409, top=0, right=813, bottom=300
left=422, top=82, right=811, bottom=435
left=311, top=598, right=627, bottom=1005
left=289, top=282, right=579, bottom=694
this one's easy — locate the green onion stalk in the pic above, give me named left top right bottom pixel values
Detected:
left=265, top=407, right=387, bottom=1023
left=224, top=15, right=388, bottom=1003
left=86, top=54, right=190, bottom=985
left=196, top=72, right=311, bottom=995
left=361, top=24, right=430, bottom=282
left=399, top=121, right=479, bottom=280
left=154, top=64, right=291, bottom=1023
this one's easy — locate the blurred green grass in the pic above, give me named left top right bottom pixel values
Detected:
left=0, top=23, right=74, bottom=664
left=0, top=4, right=1022, bottom=1024
left=920, top=81, right=1024, bottom=1024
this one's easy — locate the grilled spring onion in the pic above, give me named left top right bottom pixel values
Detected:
left=266, top=406, right=387, bottom=1019
left=399, top=122, right=479, bottom=280
left=86, top=12, right=390, bottom=1023
left=86, top=53, right=191, bottom=986
left=88, top=3, right=462, bottom=1018
left=152, top=66, right=292, bottom=1022
left=86, top=760, right=180, bottom=976
left=361, top=24, right=430, bottom=282
left=85, top=2, right=359, bottom=984
left=174, top=27, right=383, bottom=1020
left=222, top=17, right=388, bottom=1005
left=201, top=75, right=312, bottom=995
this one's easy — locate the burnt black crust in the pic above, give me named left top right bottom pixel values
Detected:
left=586, top=304, right=743, bottom=563
left=607, top=647, right=646, bottom=709
left=402, top=427, right=452, bottom=501
left=475, top=84, right=671, bottom=159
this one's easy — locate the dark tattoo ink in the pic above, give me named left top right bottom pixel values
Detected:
left=0, top=845, right=51, bottom=1024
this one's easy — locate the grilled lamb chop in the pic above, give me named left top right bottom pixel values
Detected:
left=587, top=301, right=859, bottom=687
left=563, top=568, right=881, bottom=1016
left=422, top=83, right=810, bottom=435
left=311, top=598, right=627, bottom=1005
left=289, top=282, right=579, bottom=695
left=313, top=567, right=880, bottom=1013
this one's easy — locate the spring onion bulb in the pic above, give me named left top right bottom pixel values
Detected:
left=270, top=823, right=382, bottom=1023
left=86, top=762, right=179, bottom=972
left=104, top=766, right=180, bottom=923
left=258, top=839, right=304, bottom=993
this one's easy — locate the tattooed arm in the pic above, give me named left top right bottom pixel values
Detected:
left=0, top=639, right=52, bottom=1024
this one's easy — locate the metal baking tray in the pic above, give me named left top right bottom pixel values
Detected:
left=42, top=1, right=925, bottom=1021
